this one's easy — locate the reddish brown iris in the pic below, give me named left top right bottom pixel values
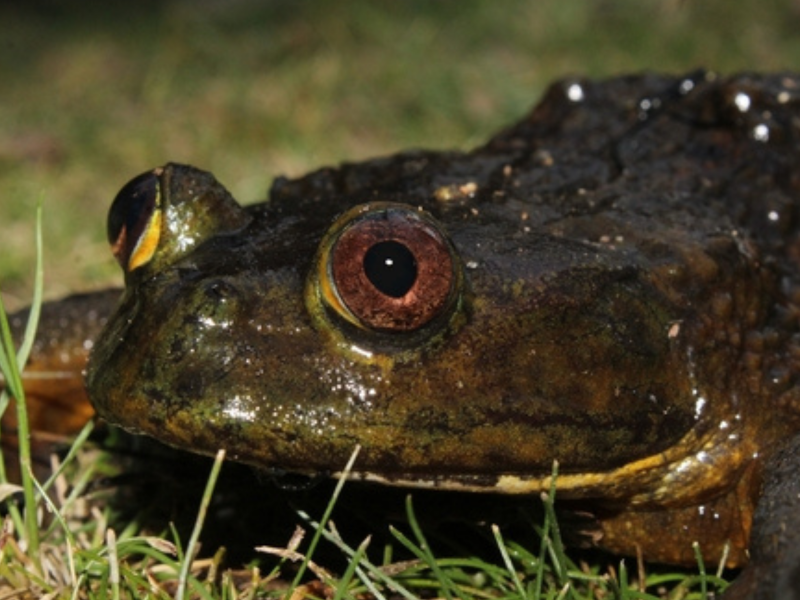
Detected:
left=330, top=208, right=455, bottom=331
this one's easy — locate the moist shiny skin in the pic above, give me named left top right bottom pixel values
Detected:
left=86, top=72, right=800, bottom=567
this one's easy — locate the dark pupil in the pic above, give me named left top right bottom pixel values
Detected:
left=107, top=172, right=157, bottom=246
left=363, top=240, right=417, bottom=298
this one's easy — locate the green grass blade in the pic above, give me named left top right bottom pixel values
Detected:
left=107, top=528, right=120, bottom=600
left=402, top=495, right=459, bottom=600
left=40, top=419, right=95, bottom=495
left=0, top=301, right=23, bottom=401
left=16, top=203, right=44, bottom=371
left=299, top=515, right=416, bottom=600
left=0, top=204, right=45, bottom=569
left=176, top=449, right=226, bottom=600
left=491, top=524, right=528, bottom=600
left=540, top=461, right=568, bottom=589
left=331, top=536, right=370, bottom=600
left=533, top=464, right=555, bottom=599
left=692, top=541, right=708, bottom=599
left=285, top=444, right=361, bottom=598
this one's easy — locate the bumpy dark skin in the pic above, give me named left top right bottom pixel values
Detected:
left=73, top=72, right=800, bottom=594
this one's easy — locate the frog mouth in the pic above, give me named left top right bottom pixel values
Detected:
left=334, top=421, right=754, bottom=509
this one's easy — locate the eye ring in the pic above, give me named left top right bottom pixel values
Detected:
left=313, top=203, right=461, bottom=333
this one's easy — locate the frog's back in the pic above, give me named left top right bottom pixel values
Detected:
left=267, top=73, right=800, bottom=314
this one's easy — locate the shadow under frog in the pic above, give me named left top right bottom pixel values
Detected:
left=8, top=71, right=800, bottom=599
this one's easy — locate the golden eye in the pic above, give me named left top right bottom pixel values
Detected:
left=107, top=169, right=162, bottom=272
left=317, top=203, right=459, bottom=332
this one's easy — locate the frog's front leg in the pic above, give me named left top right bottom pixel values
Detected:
left=723, top=433, right=800, bottom=600
left=1, top=289, right=121, bottom=478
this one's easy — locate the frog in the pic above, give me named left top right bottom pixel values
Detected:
left=6, top=71, right=800, bottom=599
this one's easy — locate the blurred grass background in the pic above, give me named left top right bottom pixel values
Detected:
left=2, top=0, right=800, bottom=309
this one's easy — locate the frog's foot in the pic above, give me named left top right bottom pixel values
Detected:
left=553, top=505, right=604, bottom=549
left=724, top=433, right=800, bottom=600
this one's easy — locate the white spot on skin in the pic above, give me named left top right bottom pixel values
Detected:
left=768, top=210, right=780, bottom=222
left=694, top=396, right=706, bottom=418
left=753, top=123, right=769, bottom=142
left=222, top=395, right=259, bottom=422
left=198, top=315, right=231, bottom=330
left=349, top=345, right=373, bottom=359
left=734, top=92, right=751, bottom=112
left=566, top=83, right=584, bottom=102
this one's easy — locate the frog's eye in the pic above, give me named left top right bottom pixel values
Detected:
left=316, top=204, right=458, bottom=332
left=107, top=169, right=162, bottom=272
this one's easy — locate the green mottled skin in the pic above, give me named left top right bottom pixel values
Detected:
left=86, top=72, right=800, bottom=569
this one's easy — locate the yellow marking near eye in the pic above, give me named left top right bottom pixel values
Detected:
left=317, top=244, right=363, bottom=329
left=128, top=208, right=162, bottom=271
